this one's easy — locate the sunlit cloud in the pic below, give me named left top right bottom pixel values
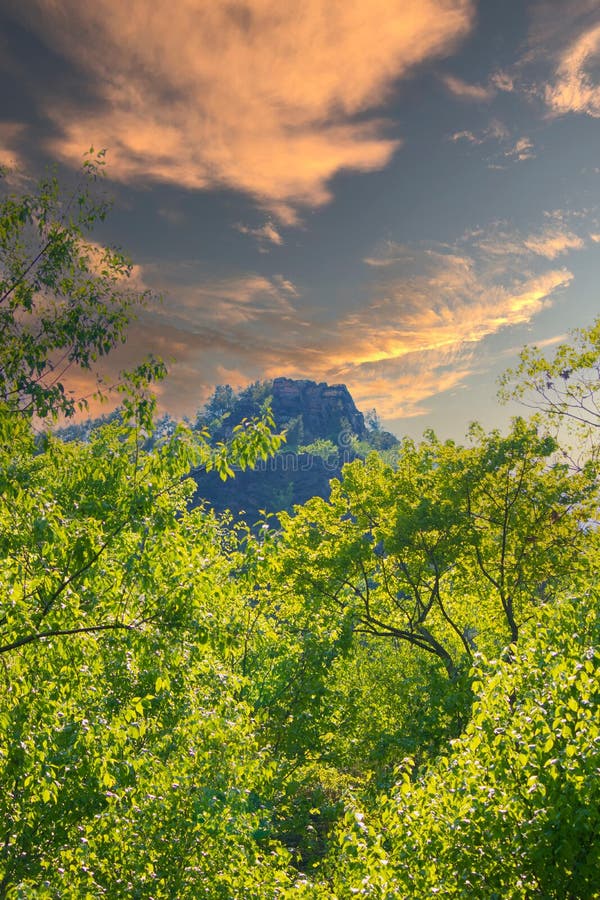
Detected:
left=63, top=242, right=573, bottom=422
left=234, top=220, right=284, bottom=251
left=471, top=221, right=586, bottom=259
left=301, top=241, right=573, bottom=417
left=523, top=228, right=584, bottom=257
left=442, top=73, right=495, bottom=101
left=544, top=21, right=600, bottom=117
left=0, top=121, right=28, bottom=176
left=490, top=70, right=515, bottom=92
left=449, top=118, right=510, bottom=147
left=6, top=0, right=474, bottom=222
left=333, top=254, right=572, bottom=366
left=505, top=136, right=536, bottom=161
left=449, top=129, right=483, bottom=144
left=334, top=349, right=476, bottom=419
left=500, top=332, right=568, bottom=358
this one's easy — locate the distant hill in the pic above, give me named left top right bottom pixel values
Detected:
left=191, top=378, right=399, bottom=523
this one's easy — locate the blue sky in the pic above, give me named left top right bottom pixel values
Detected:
left=1, top=0, right=599, bottom=438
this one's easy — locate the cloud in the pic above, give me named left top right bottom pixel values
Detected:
left=0, top=121, right=28, bottom=174
left=523, top=228, right=584, bottom=258
left=471, top=221, right=586, bottom=259
left=545, top=21, right=600, bottom=117
left=505, top=136, right=536, bottom=161
left=235, top=220, right=284, bottom=251
left=449, top=129, right=483, bottom=144
left=149, top=272, right=303, bottom=329
left=333, top=349, right=476, bottom=419
left=363, top=241, right=415, bottom=267
left=272, top=275, right=300, bottom=297
left=59, top=224, right=576, bottom=424
left=4, top=0, right=474, bottom=222
left=333, top=253, right=572, bottom=365
left=490, top=70, right=515, bottom=92
left=449, top=118, right=509, bottom=146
left=64, top=253, right=572, bottom=422
left=442, top=73, right=495, bottom=101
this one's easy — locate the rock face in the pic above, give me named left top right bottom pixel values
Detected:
left=191, top=377, right=398, bottom=524
left=270, top=377, right=367, bottom=444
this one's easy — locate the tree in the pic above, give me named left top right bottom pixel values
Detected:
left=500, top=317, right=600, bottom=464
left=0, top=413, right=294, bottom=897
left=0, top=150, right=159, bottom=419
left=0, top=155, right=294, bottom=897
left=312, top=582, right=600, bottom=899
left=199, top=383, right=236, bottom=424
left=270, top=420, right=594, bottom=681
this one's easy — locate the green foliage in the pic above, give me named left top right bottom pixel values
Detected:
left=298, top=439, right=338, bottom=463
left=203, top=383, right=236, bottom=421
left=272, top=421, right=594, bottom=682
left=313, top=584, right=600, bottom=898
left=0, top=151, right=159, bottom=420
left=0, top=404, right=291, bottom=897
left=0, top=153, right=289, bottom=894
left=500, top=316, right=600, bottom=463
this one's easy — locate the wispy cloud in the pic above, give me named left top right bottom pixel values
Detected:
left=363, top=241, right=415, bottom=267
left=442, top=73, right=495, bottom=101
left=65, top=223, right=574, bottom=422
left=449, top=120, right=535, bottom=168
left=234, top=220, right=284, bottom=251
left=449, top=129, right=483, bottom=144
left=523, top=227, right=584, bottom=257
left=471, top=220, right=586, bottom=259
left=6, top=0, right=474, bottom=222
left=449, top=119, right=510, bottom=147
left=490, top=70, right=515, bottom=93
left=151, top=272, right=303, bottom=329
left=505, top=136, right=536, bottom=161
left=544, top=21, right=600, bottom=117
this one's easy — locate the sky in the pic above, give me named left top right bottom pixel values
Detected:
left=1, top=0, right=599, bottom=439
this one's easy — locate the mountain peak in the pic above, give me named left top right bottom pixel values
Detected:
left=270, top=377, right=366, bottom=444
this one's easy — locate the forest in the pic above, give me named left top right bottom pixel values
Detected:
left=1, top=159, right=599, bottom=899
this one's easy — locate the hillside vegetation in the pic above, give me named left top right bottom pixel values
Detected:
left=1, top=160, right=599, bottom=898
left=59, top=376, right=399, bottom=522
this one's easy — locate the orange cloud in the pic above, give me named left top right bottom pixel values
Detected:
left=234, top=220, right=284, bottom=251
left=523, top=228, right=584, bottom=258
left=442, top=73, right=495, bottom=101
left=11, top=0, right=474, bottom=221
left=545, top=21, right=600, bottom=117
left=58, top=234, right=575, bottom=424
left=472, top=222, right=586, bottom=260
left=322, top=256, right=572, bottom=370
left=0, top=122, right=28, bottom=176
left=342, top=356, right=475, bottom=419
left=505, top=136, right=536, bottom=161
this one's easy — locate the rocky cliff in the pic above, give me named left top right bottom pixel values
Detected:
left=270, top=377, right=367, bottom=444
left=191, top=378, right=398, bottom=523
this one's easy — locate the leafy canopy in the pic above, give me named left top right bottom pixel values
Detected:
left=0, top=150, right=161, bottom=420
